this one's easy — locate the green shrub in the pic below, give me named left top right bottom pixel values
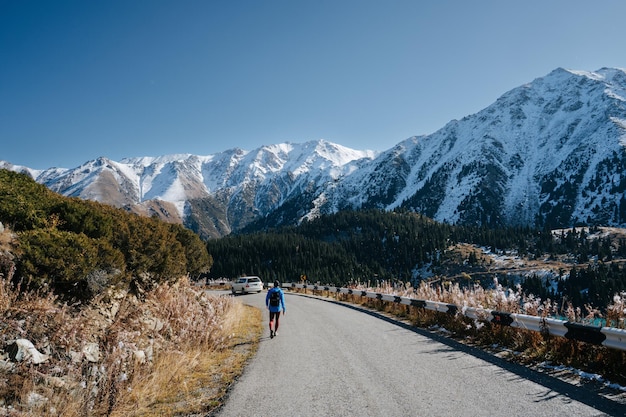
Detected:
left=0, top=169, right=211, bottom=302
left=16, top=229, right=125, bottom=299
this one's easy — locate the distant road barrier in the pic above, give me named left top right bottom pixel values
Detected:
left=286, top=283, right=626, bottom=352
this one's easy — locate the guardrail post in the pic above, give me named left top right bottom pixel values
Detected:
left=564, top=322, right=606, bottom=346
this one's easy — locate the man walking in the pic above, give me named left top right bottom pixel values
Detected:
left=266, top=280, right=286, bottom=339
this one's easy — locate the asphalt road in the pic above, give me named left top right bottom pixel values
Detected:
left=214, top=290, right=623, bottom=417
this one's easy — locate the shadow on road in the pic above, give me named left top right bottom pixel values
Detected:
left=297, top=293, right=625, bottom=416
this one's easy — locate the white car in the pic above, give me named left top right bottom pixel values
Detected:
left=231, top=276, right=263, bottom=294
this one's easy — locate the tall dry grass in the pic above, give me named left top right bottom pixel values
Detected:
left=107, top=285, right=261, bottom=417
left=0, top=273, right=259, bottom=416
left=353, top=278, right=626, bottom=327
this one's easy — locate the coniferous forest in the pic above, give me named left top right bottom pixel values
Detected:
left=207, top=209, right=626, bottom=311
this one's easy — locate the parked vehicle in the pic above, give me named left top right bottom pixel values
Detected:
left=231, top=276, right=263, bottom=294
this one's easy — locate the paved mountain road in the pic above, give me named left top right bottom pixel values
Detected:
left=214, top=291, right=622, bottom=417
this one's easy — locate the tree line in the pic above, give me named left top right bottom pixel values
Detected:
left=207, top=209, right=626, bottom=311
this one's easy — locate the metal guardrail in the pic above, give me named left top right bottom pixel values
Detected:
left=287, top=283, right=626, bottom=352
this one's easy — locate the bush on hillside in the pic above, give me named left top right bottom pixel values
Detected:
left=0, top=169, right=212, bottom=301
left=16, top=229, right=125, bottom=299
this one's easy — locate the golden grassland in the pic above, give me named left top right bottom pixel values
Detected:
left=109, top=302, right=261, bottom=417
left=0, top=272, right=261, bottom=416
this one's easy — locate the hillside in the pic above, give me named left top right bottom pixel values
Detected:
left=333, top=68, right=626, bottom=229
left=0, top=169, right=260, bottom=416
left=0, top=169, right=211, bottom=300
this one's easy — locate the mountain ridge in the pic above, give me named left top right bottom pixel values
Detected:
left=2, top=67, right=626, bottom=238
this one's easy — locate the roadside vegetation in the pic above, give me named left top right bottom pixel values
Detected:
left=0, top=170, right=260, bottom=415
left=0, top=170, right=211, bottom=302
left=0, top=265, right=260, bottom=416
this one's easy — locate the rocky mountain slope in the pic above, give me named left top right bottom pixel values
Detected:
left=2, top=67, right=626, bottom=238
left=328, top=67, right=626, bottom=228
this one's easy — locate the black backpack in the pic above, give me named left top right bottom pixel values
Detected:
left=269, top=290, right=281, bottom=307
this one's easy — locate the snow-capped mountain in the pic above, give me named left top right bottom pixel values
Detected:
left=326, top=67, right=626, bottom=227
left=2, top=141, right=377, bottom=238
left=3, top=67, right=626, bottom=238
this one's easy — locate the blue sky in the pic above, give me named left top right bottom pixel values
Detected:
left=2, top=0, right=626, bottom=169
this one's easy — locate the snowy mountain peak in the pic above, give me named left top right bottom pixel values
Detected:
left=316, top=67, right=626, bottom=229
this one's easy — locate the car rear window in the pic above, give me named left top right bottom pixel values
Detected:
left=249, top=278, right=260, bottom=283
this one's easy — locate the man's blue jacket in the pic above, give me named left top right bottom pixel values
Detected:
left=266, top=287, right=285, bottom=313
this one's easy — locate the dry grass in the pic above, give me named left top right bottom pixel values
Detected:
left=0, top=275, right=262, bottom=416
left=0, top=225, right=261, bottom=416
left=0, top=229, right=12, bottom=252
left=357, top=279, right=626, bottom=327
left=109, top=302, right=261, bottom=417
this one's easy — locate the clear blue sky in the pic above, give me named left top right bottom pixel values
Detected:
left=2, top=0, right=625, bottom=169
